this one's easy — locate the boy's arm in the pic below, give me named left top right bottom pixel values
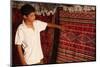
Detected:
left=16, top=45, right=27, bottom=65
left=47, top=23, right=64, bottom=31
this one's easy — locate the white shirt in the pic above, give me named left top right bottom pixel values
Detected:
left=15, top=20, right=47, bottom=64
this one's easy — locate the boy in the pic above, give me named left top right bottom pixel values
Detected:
left=15, top=4, right=63, bottom=65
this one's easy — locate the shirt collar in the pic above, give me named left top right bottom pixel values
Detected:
left=22, top=20, right=35, bottom=29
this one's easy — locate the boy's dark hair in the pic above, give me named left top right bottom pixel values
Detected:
left=20, top=4, right=35, bottom=16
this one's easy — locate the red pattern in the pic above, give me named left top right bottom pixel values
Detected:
left=56, top=10, right=96, bottom=63
left=59, top=11, right=95, bottom=20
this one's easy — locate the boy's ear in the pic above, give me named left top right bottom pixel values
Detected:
left=23, top=15, right=27, bottom=19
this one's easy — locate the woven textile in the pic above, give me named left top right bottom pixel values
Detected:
left=56, top=10, right=96, bottom=63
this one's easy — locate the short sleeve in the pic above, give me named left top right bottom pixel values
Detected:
left=15, top=28, right=24, bottom=45
left=37, top=20, right=47, bottom=32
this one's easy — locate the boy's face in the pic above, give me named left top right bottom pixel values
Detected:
left=24, top=12, right=36, bottom=23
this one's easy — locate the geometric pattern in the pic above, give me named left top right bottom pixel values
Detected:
left=56, top=10, right=96, bottom=63
left=61, top=31, right=95, bottom=44
left=56, top=22, right=96, bottom=63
